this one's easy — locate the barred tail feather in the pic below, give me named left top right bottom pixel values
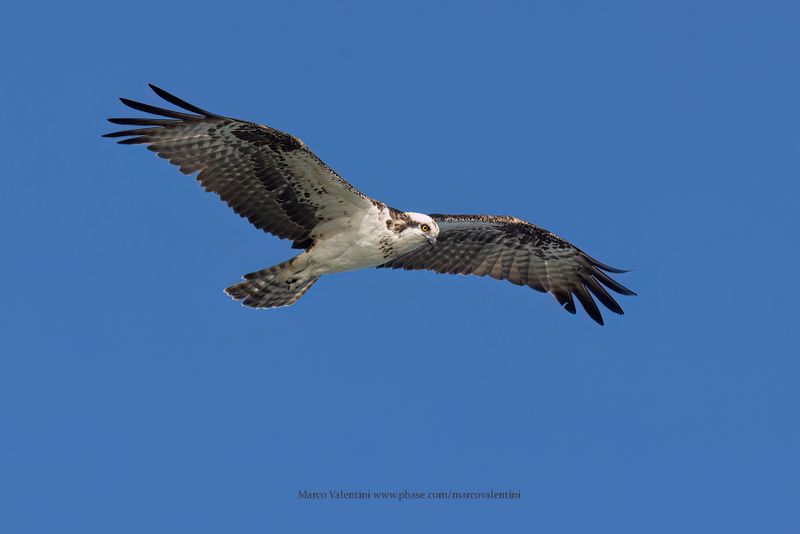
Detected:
left=224, top=260, right=318, bottom=308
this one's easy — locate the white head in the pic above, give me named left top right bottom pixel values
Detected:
left=402, top=212, right=439, bottom=248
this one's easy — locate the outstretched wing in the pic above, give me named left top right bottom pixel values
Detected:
left=379, top=214, right=636, bottom=325
left=104, top=84, right=379, bottom=249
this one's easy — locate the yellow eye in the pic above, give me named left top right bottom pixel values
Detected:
left=421, top=224, right=430, bottom=233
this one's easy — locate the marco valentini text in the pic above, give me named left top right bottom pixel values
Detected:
left=298, top=490, right=521, bottom=501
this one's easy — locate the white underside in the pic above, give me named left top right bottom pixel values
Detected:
left=296, top=205, right=423, bottom=277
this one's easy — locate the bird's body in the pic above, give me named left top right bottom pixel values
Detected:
left=301, top=209, right=435, bottom=275
left=105, top=85, right=635, bottom=324
left=302, top=206, right=393, bottom=274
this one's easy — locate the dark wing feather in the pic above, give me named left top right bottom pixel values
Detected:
left=104, top=84, right=379, bottom=249
left=379, top=214, right=635, bottom=325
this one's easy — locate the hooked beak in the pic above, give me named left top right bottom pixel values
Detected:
left=426, top=235, right=437, bottom=248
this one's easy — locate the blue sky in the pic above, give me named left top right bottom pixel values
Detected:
left=1, top=1, right=798, bottom=532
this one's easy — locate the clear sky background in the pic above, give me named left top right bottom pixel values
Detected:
left=1, top=1, right=798, bottom=532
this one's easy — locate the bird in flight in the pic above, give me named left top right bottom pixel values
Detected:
left=104, top=85, right=635, bottom=324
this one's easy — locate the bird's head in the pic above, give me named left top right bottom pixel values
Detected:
left=404, top=212, right=439, bottom=248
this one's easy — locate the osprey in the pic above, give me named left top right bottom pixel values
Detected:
left=105, top=85, right=635, bottom=325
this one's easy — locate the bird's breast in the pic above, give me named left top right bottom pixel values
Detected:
left=306, top=213, right=401, bottom=275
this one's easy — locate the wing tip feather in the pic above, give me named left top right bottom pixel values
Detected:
left=116, top=137, right=147, bottom=145
left=148, top=83, right=221, bottom=118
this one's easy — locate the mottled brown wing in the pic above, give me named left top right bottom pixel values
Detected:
left=379, top=214, right=635, bottom=325
left=104, top=84, right=378, bottom=249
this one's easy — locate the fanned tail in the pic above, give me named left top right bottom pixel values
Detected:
left=224, top=259, right=318, bottom=308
